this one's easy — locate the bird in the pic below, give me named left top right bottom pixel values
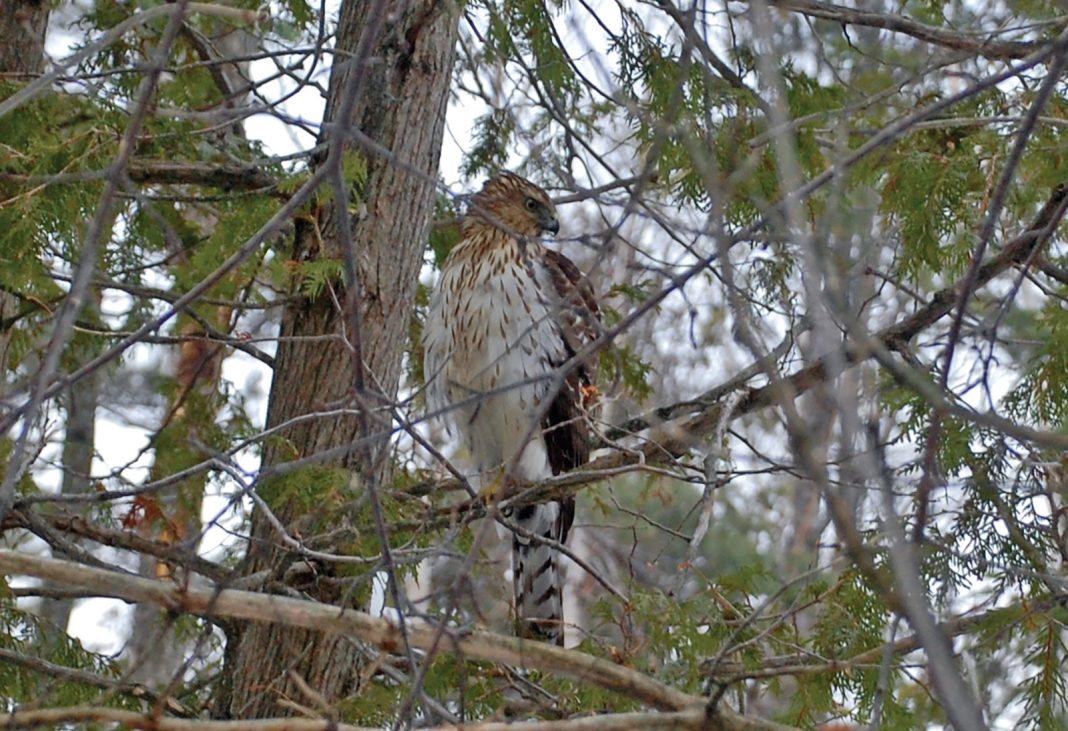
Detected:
left=423, top=172, right=600, bottom=646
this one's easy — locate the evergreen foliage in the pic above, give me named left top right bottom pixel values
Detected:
left=3, top=0, right=1068, bottom=728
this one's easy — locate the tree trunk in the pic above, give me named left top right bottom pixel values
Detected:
left=215, top=1, right=458, bottom=718
left=38, top=362, right=98, bottom=634
left=0, top=2, right=49, bottom=388
left=0, top=1, right=48, bottom=77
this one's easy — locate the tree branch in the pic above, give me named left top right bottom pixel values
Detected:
left=0, top=550, right=739, bottom=719
left=619, top=181, right=1068, bottom=443
left=418, top=180, right=1068, bottom=517
left=705, top=596, right=1062, bottom=683
left=0, top=705, right=795, bottom=731
left=3, top=510, right=231, bottom=582
left=0, top=161, right=281, bottom=193
left=129, top=160, right=279, bottom=190
left=0, top=3, right=267, bottom=120
left=767, top=0, right=1039, bottom=60
left=0, top=648, right=191, bottom=716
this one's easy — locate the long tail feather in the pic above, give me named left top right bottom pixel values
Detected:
left=511, top=501, right=565, bottom=646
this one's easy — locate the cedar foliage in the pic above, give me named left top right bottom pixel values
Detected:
left=2, top=1, right=1068, bottom=729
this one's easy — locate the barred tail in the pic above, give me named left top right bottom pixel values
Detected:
left=511, top=501, right=566, bottom=646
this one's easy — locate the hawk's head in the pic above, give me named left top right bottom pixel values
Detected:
left=465, top=172, right=559, bottom=238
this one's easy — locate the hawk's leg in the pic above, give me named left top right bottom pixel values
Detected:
left=478, top=471, right=519, bottom=506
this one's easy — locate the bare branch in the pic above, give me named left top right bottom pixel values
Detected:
left=0, top=3, right=267, bottom=120
left=767, top=0, right=1041, bottom=60
left=0, top=704, right=780, bottom=731
left=0, top=161, right=281, bottom=192
left=0, top=648, right=191, bottom=716
left=0, top=549, right=804, bottom=731
left=419, top=179, right=1068, bottom=520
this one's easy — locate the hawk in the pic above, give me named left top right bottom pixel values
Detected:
left=423, top=172, right=600, bottom=646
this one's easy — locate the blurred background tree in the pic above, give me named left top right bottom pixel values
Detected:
left=3, top=1, right=1068, bottom=728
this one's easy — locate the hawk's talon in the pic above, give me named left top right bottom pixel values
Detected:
left=479, top=473, right=516, bottom=506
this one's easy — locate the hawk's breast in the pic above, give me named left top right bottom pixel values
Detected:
left=424, top=242, right=566, bottom=479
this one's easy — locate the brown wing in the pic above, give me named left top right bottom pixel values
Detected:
left=537, top=249, right=600, bottom=547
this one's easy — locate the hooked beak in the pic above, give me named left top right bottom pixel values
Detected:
left=540, top=214, right=560, bottom=236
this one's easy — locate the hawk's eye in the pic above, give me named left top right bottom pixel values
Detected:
left=524, top=198, right=538, bottom=211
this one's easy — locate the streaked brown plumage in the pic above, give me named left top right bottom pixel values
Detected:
left=423, top=172, right=600, bottom=645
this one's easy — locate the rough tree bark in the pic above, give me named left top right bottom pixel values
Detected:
left=0, top=1, right=50, bottom=391
left=215, top=1, right=459, bottom=718
left=0, top=1, right=49, bottom=78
